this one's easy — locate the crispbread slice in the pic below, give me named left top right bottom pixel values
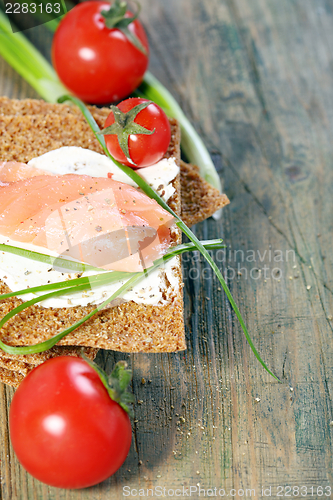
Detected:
left=0, top=101, right=184, bottom=353
left=0, top=347, right=99, bottom=387
left=0, top=346, right=98, bottom=366
left=0, top=347, right=98, bottom=388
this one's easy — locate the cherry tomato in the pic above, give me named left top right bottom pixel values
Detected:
left=104, top=97, right=171, bottom=168
left=9, top=357, right=132, bottom=489
left=52, top=1, right=149, bottom=104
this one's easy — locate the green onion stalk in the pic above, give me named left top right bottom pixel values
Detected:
left=0, top=10, right=278, bottom=379
left=0, top=8, right=222, bottom=204
left=0, top=10, right=67, bottom=102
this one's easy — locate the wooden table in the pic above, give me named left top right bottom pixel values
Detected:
left=0, top=0, right=333, bottom=498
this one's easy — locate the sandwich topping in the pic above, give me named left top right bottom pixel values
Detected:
left=0, top=148, right=180, bottom=308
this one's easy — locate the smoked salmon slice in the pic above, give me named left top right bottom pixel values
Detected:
left=0, top=173, right=175, bottom=272
left=0, top=161, right=51, bottom=182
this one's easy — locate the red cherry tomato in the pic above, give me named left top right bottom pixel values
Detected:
left=9, top=357, right=132, bottom=489
left=52, top=1, right=149, bottom=104
left=104, top=98, right=171, bottom=168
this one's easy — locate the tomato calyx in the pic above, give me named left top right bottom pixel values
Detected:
left=99, top=100, right=156, bottom=165
left=83, top=356, right=135, bottom=416
left=100, top=0, right=147, bottom=55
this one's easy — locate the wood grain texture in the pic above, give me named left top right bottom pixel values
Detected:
left=0, top=0, right=333, bottom=498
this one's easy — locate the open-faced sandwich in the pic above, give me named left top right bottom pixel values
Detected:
left=0, top=96, right=229, bottom=387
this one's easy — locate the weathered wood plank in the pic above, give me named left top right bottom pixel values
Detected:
left=0, top=0, right=332, bottom=498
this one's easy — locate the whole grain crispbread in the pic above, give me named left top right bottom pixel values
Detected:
left=0, top=346, right=99, bottom=387
left=0, top=348, right=98, bottom=380
left=0, top=98, right=185, bottom=353
left=0, top=345, right=98, bottom=366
